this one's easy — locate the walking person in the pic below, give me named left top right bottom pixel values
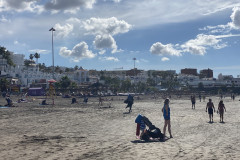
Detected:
left=218, top=100, right=226, bottom=123
left=206, top=99, right=215, bottom=123
left=162, top=98, right=173, bottom=139
left=191, top=95, right=196, bottom=109
left=125, top=94, right=134, bottom=113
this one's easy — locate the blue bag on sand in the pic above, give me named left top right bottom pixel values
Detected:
left=135, top=114, right=143, bottom=123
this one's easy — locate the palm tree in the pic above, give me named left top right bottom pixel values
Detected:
left=29, top=54, right=34, bottom=61
left=74, top=65, right=79, bottom=71
left=34, top=52, right=40, bottom=72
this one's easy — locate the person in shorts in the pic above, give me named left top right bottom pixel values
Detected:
left=162, top=98, right=173, bottom=138
left=206, top=99, right=215, bottom=123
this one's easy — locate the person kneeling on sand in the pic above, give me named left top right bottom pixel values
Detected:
left=206, top=99, right=215, bottom=123
left=71, top=97, right=77, bottom=104
left=41, top=99, right=48, bottom=105
left=135, top=114, right=164, bottom=141
left=5, top=97, right=17, bottom=107
left=162, top=98, right=173, bottom=139
left=5, top=97, right=12, bottom=107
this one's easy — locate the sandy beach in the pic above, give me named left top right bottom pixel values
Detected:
left=0, top=95, right=240, bottom=160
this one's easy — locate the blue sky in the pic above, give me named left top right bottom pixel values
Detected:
left=1, top=0, right=240, bottom=78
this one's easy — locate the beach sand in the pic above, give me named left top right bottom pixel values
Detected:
left=0, top=95, right=240, bottom=160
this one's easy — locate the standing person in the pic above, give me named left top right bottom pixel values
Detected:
left=162, top=98, right=173, bottom=138
left=125, top=94, right=134, bottom=113
left=191, top=95, right=196, bottom=109
left=218, top=100, right=226, bottom=123
left=98, top=94, right=103, bottom=106
left=203, top=95, right=206, bottom=102
left=206, top=99, right=215, bottom=123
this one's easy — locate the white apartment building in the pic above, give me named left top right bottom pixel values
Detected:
left=73, top=67, right=89, bottom=84
left=2, top=53, right=90, bottom=87
left=11, top=53, right=25, bottom=67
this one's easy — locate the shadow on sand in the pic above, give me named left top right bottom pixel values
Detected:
left=99, top=106, right=112, bottom=109
left=131, top=137, right=170, bottom=143
left=208, top=121, right=214, bottom=124
left=123, top=112, right=131, bottom=114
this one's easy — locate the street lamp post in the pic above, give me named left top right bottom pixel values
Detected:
left=133, top=58, right=136, bottom=93
left=133, top=57, right=136, bottom=70
left=49, top=27, right=56, bottom=79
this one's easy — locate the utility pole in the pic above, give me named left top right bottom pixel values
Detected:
left=133, top=58, right=136, bottom=94
left=49, top=27, right=56, bottom=79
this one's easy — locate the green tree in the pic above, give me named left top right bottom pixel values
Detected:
left=54, top=82, right=61, bottom=89
left=60, top=76, right=71, bottom=90
left=0, top=78, right=9, bottom=92
left=0, top=46, right=15, bottom=66
left=74, top=65, right=79, bottom=71
left=29, top=54, right=34, bottom=61
left=70, top=82, right=77, bottom=89
left=135, top=81, right=146, bottom=93
left=121, top=79, right=131, bottom=92
left=65, top=68, right=70, bottom=72
left=147, top=78, right=156, bottom=86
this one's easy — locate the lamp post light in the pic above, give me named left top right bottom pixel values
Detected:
left=133, top=57, right=136, bottom=69
left=133, top=58, right=136, bottom=93
left=49, top=27, right=56, bottom=79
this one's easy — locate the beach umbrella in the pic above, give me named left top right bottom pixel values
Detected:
left=48, top=79, right=57, bottom=83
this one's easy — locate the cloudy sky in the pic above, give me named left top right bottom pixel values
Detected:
left=1, top=0, right=240, bottom=77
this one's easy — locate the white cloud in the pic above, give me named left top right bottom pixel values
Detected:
left=83, top=17, right=132, bottom=36
left=14, top=40, right=19, bottom=45
left=93, top=34, right=118, bottom=53
left=199, top=25, right=231, bottom=34
left=83, top=17, right=131, bottom=53
left=51, top=17, right=130, bottom=54
left=98, top=50, right=106, bottom=55
left=0, top=15, right=10, bottom=23
left=0, top=0, right=43, bottom=13
left=59, top=42, right=96, bottom=62
left=230, top=7, right=240, bottom=29
left=151, top=33, right=238, bottom=57
left=44, top=0, right=96, bottom=12
left=150, top=42, right=182, bottom=56
left=54, top=23, right=74, bottom=38
left=113, top=0, right=121, bottom=2
left=161, top=57, right=170, bottom=61
left=114, top=0, right=240, bottom=28
left=99, top=56, right=119, bottom=62
left=181, top=34, right=227, bottom=55
left=13, top=40, right=26, bottom=46
left=200, top=7, right=240, bottom=34
left=29, top=49, right=49, bottom=54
